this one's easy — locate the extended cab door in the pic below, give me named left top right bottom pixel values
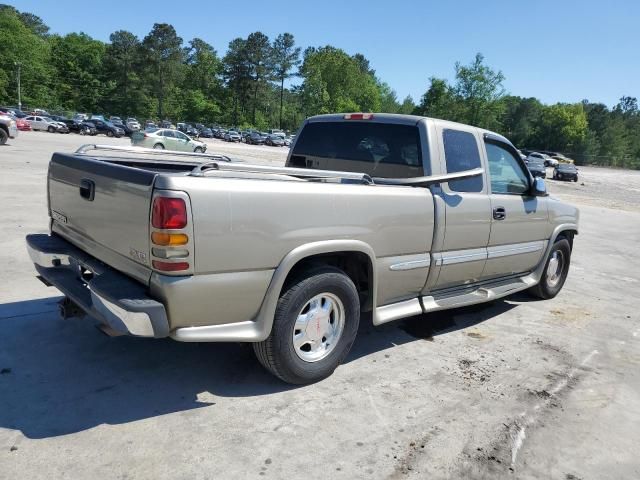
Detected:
left=482, top=136, right=548, bottom=279
left=429, top=125, right=491, bottom=290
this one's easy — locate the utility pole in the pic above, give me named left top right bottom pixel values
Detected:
left=14, top=62, right=22, bottom=110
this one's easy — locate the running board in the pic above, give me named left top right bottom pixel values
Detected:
left=422, top=275, right=537, bottom=312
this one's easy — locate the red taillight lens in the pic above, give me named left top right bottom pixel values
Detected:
left=152, top=197, right=187, bottom=229
left=152, top=260, right=190, bottom=272
left=344, top=113, right=373, bottom=120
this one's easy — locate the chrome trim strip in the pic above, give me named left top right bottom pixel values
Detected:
left=487, top=241, right=545, bottom=259
left=436, top=248, right=487, bottom=266
left=389, top=257, right=431, bottom=271
left=374, top=298, right=423, bottom=325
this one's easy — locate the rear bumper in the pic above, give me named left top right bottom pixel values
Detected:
left=26, top=234, right=169, bottom=338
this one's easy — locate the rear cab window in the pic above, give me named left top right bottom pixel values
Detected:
left=289, top=121, right=425, bottom=178
left=442, top=129, right=483, bottom=192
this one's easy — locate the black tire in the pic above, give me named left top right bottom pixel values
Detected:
left=106, top=130, right=114, bottom=137
left=0, top=128, right=8, bottom=145
left=48, top=126, right=55, bottom=133
left=528, top=238, right=571, bottom=299
left=194, top=147, right=203, bottom=153
left=253, top=266, right=360, bottom=384
left=153, top=143, right=164, bottom=150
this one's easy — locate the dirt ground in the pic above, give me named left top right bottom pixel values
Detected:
left=1, top=132, right=639, bottom=479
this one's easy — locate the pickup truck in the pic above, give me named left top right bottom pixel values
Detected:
left=26, top=113, right=579, bottom=384
left=0, top=113, right=19, bottom=144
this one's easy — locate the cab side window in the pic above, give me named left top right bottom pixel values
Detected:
left=442, top=129, right=483, bottom=192
left=485, top=142, right=530, bottom=195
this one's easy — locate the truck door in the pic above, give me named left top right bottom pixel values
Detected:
left=481, top=136, right=549, bottom=279
left=430, top=126, right=491, bottom=290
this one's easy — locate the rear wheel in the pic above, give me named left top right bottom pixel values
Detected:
left=253, top=267, right=360, bottom=384
left=0, top=128, right=8, bottom=145
left=153, top=143, right=164, bottom=150
left=528, top=238, right=571, bottom=299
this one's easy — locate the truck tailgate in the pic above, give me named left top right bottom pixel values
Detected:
left=47, top=153, right=156, bottom=284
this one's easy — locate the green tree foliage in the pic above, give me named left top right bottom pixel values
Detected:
left=141, top=23, right=184, bottom=119
left=299, top=46, right=380, bottom=115
left=49, top=33, right=106, bottom=112
left=414, top=77, right=458, bottom=119
left=0, top=7, right=53, bottom=106
left=272, top=33, right=301, bottom=129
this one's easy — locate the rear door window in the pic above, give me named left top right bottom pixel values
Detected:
left=442, top=129, right=483, bottom=192
left=290, top=121, right=424, bottom=178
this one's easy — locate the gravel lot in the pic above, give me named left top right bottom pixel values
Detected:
left=1, top=132, right=639, bottom=479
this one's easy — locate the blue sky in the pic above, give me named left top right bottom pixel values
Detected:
left=8, top=0, right=639, bottom=107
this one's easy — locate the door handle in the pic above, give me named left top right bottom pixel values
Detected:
left=79, top=179, right=95, bottom=201
left=493, top=206, right=506, bottom=220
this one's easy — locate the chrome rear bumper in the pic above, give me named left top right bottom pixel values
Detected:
left=26, top=234, right=169, bottom=338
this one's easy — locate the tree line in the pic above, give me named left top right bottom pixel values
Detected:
left=1, top=5, right=638, bottom=168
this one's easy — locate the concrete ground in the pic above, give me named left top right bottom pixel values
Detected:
left=1, top=131, right=639, bottom=479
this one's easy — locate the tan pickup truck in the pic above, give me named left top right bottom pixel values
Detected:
left=26, top=113, right=579, bottom=384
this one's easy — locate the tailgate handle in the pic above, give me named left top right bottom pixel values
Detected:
left=79, top=179, right=95, bottom=201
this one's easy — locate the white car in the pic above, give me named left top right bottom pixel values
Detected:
left=130, top=128, right=207, bottom=153
left=126, top=118, right=141, bottom=130
left=527, top=152, right=558, bottom=168
left=24, top=116, right=64, bottom=132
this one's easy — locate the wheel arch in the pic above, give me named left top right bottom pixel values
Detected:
left=255, top=240, right=378, bottom=341
left=532, top=224, right=578, bottom=281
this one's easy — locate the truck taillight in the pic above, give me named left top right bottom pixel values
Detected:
left=152, top=260, right=190, bottom=272
left=344, top=113, right=374, bottom=120
left=152, top=197, right=187, bottom=229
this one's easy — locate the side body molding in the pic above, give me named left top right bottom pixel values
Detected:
left=171, top=239, right=378, bottom=342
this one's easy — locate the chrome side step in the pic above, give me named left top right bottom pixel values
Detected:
left=422, top=275, right=537, bottom=312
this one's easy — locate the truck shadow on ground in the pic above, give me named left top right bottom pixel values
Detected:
left=0, top=296, right=517, bottom=439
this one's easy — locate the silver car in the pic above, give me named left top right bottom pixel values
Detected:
left=131, top=128, right=207, bottom=153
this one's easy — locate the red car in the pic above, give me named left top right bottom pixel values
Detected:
left=16, top=117, right=31, bottom=131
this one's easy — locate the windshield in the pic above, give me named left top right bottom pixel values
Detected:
left=558, top=164, right=576, bottom=171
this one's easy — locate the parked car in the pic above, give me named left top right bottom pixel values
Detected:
left=246, top=132, right=266, bottom=145
left=265, top=134, right=285, bottom=147
left=214, top=129, right=227, bottom=139
left=27, top=113, right=578, bottom=385
left=16, top=117, right=31, bottom=131
left=526, top=158, right=546, bottom=178
left=268, top=129, right=286, bottom=138
left=126, top=118, right=141, bottom=131
left=78, top=121, right=98, bottom=135
left=0, top=113, right=18, bottom=144
left=553, top=164, right=579, bottom=182
left=111, top=120, right=136, bottom=137
left=224, top=130, right=241, bottom=142
left=550, top=153, right=575, bottom=164
left=199, top=128, right=214, bottom=138
left=73, top=113, right=88, bottom=122
left=24, top=115, right=67, bottom=133
left=527, top=152, right=558, bottom=167
left=110, top=116, right=123, bottom=124
left=89, top=115, right=106, bottom=122
left=130, top=128, right=207, bottom=153
left=90, top=119, right=125, bottom=137
left=1, top=106, right=27, bottom=118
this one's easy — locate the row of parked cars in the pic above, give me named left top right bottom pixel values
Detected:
left=522, top=150, right=579, bottom=182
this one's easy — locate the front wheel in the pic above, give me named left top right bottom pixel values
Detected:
left=194, top=147, right=203, bottom=153
left=253, top=267, right=360, bottom=384
left=528, top=238, right=571, bottom=299
left=106, top=130, right=113, bottom=137
left=48, top=126, right=55, bottom=133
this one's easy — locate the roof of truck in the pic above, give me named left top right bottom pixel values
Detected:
left=306, top=113, right=513, bottom=147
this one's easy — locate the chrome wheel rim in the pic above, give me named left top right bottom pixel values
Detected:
left=292, top=293, right=345, bottom=362
left=546, top=250, right=564, bottom=287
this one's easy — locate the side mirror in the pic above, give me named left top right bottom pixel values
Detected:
left=532, top=177, right=547, bottom=196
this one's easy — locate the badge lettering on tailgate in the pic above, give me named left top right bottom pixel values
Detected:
left=129, top=248, right=147, bottom=264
